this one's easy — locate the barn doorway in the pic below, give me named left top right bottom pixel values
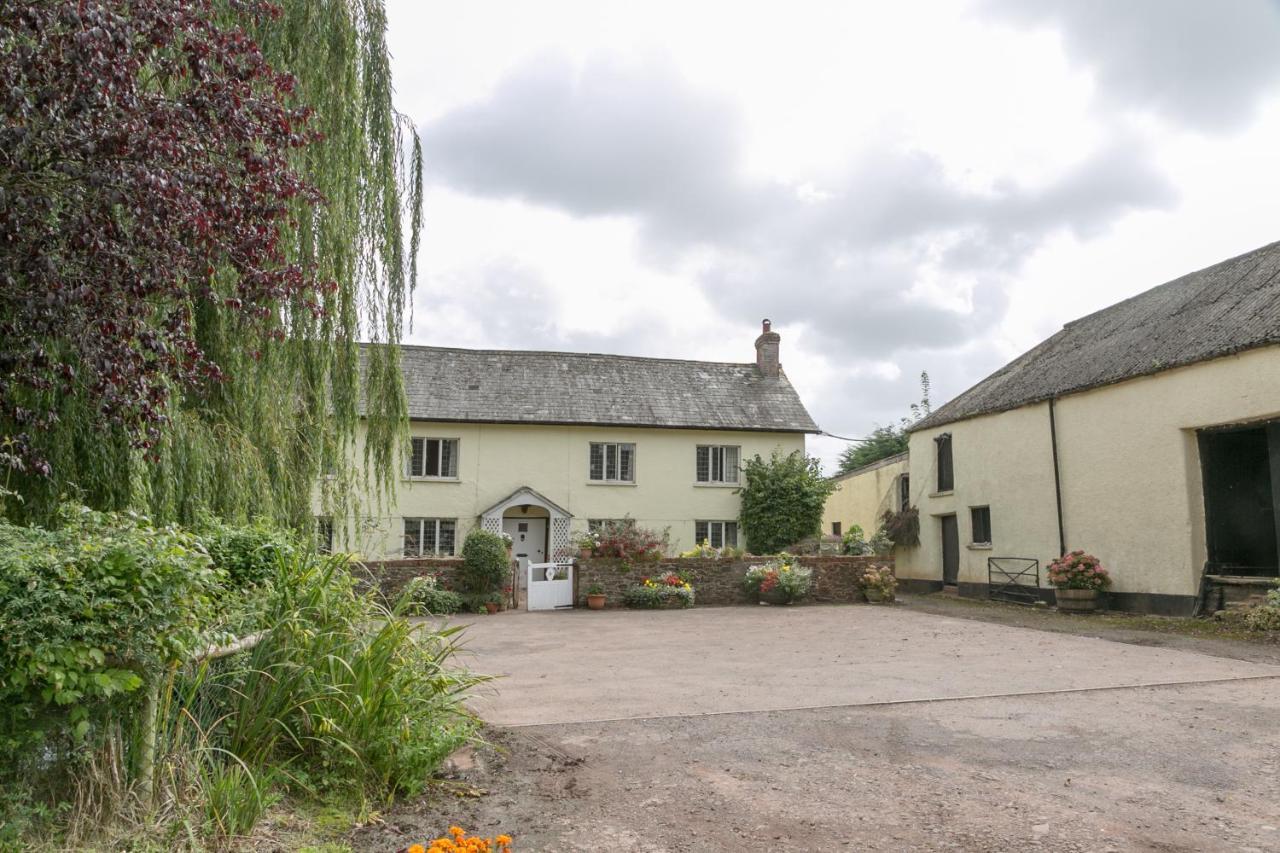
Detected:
left=1198, top=421, right=1280, bottom=577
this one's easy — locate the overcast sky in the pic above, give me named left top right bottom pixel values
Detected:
left=384, top=0, right=1280, bottom=471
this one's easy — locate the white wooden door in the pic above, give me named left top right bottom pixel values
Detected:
left=503, top=518, right=547, bottom=589
left=527, top=561, right=573, bottom=610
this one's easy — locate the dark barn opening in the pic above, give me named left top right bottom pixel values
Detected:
left=1199, top=422, right=1280, bottom=577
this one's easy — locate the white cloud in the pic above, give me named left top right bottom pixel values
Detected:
left=387, top=0, right=1280, bottom=471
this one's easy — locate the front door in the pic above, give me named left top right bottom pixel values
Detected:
left=503, top=518, right=548, bottom=585
left=941, top=514, right=960, bottom=586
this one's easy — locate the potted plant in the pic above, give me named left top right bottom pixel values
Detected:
left=742, top=555, right=813, bottom=605
left=573, top=530, right=598, bottom=561
left=860, top=565, right=897, bottom=603
left=484, top=591, right=503, bottom=614
left=1048, top=550, right=1111, bottom=612
left=586, top=583, right=606, bottom=610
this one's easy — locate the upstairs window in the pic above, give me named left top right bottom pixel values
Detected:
left=407, top=438, right=458, bottom=479
left=403, top=517, right=457, bottom=556
left=695, top=445, right=740, bottom=484
left=695, top=520, right=738, bottom=549
left=900, top=473, right=911, bottom=510
left=971, top=506, right=992, bottom=545
left=589, top=442, right=635, bottom=483
left=935, top=433, right=954, bottom=492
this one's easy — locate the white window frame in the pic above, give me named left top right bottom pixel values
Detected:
left=588, top=442, right=636, bottom=483
left=403, top=517, right=457, bottom=556
left=695, top=444, right=740, bottom=484
left=694, top=520, right=739, bottom=549
left=406, top=437, right=459, bottom=479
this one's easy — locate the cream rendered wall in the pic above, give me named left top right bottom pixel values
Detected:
left=897, top=402, right=1060, bottom=587
left=897, top=345, right=1280, bottom=599
left=821, top=454, right=908, bottom=539
left=1053, top=345, right=1280, bottom=598
left=337, top=422, right=805, bottom=558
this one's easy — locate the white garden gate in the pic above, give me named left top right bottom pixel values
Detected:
left=527, top=561, right=573, bottom=610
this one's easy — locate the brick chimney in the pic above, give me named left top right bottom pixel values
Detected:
left=754, top=318, right=780, bottom=378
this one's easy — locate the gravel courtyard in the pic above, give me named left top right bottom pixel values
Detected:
left=367, top=604, right=1280, bottom=852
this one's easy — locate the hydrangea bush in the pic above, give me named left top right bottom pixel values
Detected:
left=1047, top=550, right=1112, bottom=590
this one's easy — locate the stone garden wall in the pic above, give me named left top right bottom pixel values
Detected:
left=575, top=555, right=893, bottom=607
left=359, top=557, right=463, bottom=601
left=363, top=554, right=893, bottom=608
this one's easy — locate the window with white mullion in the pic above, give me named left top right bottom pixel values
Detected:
left=403, top=517, right=457, bottom=556
left=588, top=442, right=635, bottom=483
left=695, top=445, right=740, bottom=484
left=407, top=437, right=459, bottom=478
left=694, top=520, right=738, bottom=548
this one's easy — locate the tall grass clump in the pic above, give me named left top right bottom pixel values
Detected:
left=189, top=555, right=482, bottom=799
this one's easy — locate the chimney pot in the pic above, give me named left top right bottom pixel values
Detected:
left=754, top=318, right=781, bottom=378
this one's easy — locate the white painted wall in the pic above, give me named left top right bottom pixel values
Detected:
left=897, top=345, right=1280, bottom=599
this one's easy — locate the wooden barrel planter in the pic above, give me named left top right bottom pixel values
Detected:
left=1055, top=588, right=1100, bottom=613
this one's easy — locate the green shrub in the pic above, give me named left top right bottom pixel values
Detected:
left=400, top=574, right=465, bottom=615
left=841, top=525, right=871, bottom=555
left=738, top=450, right=836, bottom=554
left=197, top=516, right=297, bottom=590
left=0, top=507, right=223, bottom=755
left=457, top=529, right=510, bottom=597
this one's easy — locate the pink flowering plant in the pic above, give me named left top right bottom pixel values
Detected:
left=1046, top=550, right=1111, bottom=590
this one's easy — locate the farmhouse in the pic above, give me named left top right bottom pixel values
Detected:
left=895, top=241, right=1280, bottom=614
left=322, top=321, right=818, bottom=568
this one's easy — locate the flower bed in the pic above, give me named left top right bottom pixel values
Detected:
left=623, top=571, right=695, bottom=608
left=743, top=555, right=812, bottom=604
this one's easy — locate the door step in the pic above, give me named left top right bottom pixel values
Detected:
left=1203, top=575, right=1278, bottom=612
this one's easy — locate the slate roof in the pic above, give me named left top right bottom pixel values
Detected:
left=914, top=240, right=1280, bottom=432
left=381, top=345, right=820, bottom=433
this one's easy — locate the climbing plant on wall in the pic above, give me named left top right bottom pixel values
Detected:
left=0, top=0, right=420, bottom=530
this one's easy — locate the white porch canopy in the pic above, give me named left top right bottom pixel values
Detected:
left=478, top=486, right=574, bottom=562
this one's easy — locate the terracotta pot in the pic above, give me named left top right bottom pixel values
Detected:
left=484, top=601, right=499, bottom=614
left=1055, top=587, right=1099, bottom=612
left=579, top=547, right=593, bottom=560
left=586, top=593, right=606, bottom=610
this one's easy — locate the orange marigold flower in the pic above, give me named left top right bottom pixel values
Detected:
left=496, top=835, right=512, bottom=844
left=408, top=845, right=426, bottom=853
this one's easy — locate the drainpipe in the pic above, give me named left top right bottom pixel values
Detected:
left=1049, top=398, right=1067, bottom=557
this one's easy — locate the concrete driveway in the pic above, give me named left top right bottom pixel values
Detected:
left=375, top=604, right=1280, bottom=851
left=452, top=605, right=1280, bottom=726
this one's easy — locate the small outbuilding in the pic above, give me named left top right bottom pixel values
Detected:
left=896, top=241, right=1280, bottom=614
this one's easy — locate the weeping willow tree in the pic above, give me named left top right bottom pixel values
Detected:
left=0, top=0, right=420, bottom=531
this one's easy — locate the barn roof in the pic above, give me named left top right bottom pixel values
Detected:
left=914, top=240, right=1280, bottom=432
